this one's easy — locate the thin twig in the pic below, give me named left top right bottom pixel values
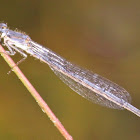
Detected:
left=0, top=44, right=73, bottom=140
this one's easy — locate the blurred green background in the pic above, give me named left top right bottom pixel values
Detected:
left=0, top=0, right=140, bottom=140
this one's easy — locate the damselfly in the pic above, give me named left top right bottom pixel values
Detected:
left=0, top=23, right=140, bottom=117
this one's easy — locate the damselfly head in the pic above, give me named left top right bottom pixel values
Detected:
left=0, top=23, right=7, bottom=42
left=0, top=23, right=7, bottom=30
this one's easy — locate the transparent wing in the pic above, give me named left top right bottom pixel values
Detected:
left=49, top=64, right=131, bottom=110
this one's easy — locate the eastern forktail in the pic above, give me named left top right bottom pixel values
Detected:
left=0, top=23, right=140, bottom=117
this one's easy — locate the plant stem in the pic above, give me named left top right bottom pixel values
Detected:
left=0, top=44, right=73, bottom=140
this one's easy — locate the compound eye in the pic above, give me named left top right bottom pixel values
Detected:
left=2, top=26, right=6, bottom=29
